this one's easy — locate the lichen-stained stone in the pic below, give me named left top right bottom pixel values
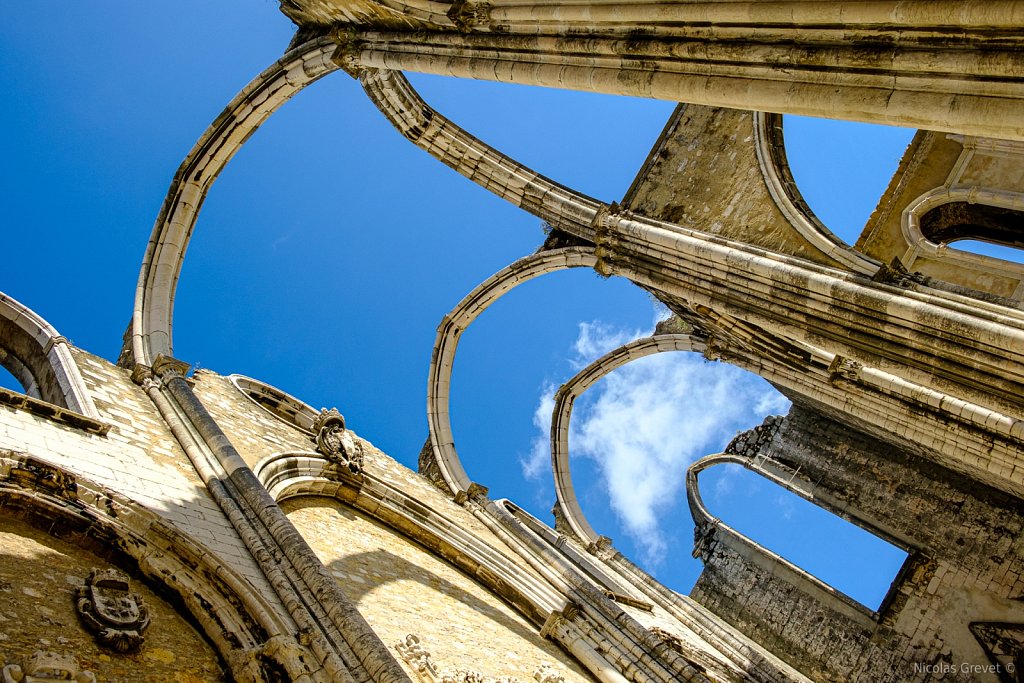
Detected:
left=283, top=496, right=596, bottom=683
left=0, top=515, right=225, bottom=682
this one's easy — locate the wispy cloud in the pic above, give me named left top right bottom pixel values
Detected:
left=520, top=383, right=556, bottom=481
left=520, top=308, right=791, bottom=566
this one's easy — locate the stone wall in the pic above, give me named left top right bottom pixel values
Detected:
left=623, top=105, right=835, bottom=265
left=0, top=514, right=224, bottom=681
left=284, top=496, right=596, bottom=683
left=692, top=405, right=1024, bottom=682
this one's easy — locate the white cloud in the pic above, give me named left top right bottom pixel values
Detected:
left=520, top=310, right=791, bottom=566
left=571, top=321, right=646, bottom=368
left=520, top=383, right=555, bottom=481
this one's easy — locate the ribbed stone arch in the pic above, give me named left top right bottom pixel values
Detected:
left=131, top=37, right=340, bottom=367
left=426, top=247, right=598, bottom=500
left=550, top=334, right=708, bottom=544
left=0, top=451, right=294, bottom=682
left=359, top=69, right=604, bottom=238
left=0, top=291, right=100, bottom=419
left=132, top=42, right=609, bottom=371
left=751, top=112, right=880, bottom=275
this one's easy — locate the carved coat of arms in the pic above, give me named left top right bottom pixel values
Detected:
left=75, top=568, right=151, bottom=652
left=313, top=407, right=365, bottom=475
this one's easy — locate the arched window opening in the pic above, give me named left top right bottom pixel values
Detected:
left=0, top=311, right=62, bottom=405
left=701, top=465, right=909, bottom=611
left=0, top=293, right=103, bottom=427
left=919, top=202, right=1024, bottom=264
left=230, top=375, right=317, bottom=433
left=783, top=115, right=914, bottom=246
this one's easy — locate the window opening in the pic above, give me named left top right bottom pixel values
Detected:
left=701, top=464, right=909, bottom=611
left=920, top=201, right=1024, bottom=264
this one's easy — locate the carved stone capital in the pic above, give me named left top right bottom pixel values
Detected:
left=129, top=362, right=153, bottom=386
left=151, top=354, right=190, bottom=381
left=447, top=0, right=493, bottom=32
left=592, top=203, right=621, bottom=277
left=587, top=535, right=615, bottom=559
left=466, top=481, right=489, bottom=501
left=702, top=335, right=734, bottom=363
left=330, top=28, right=365, bottom=78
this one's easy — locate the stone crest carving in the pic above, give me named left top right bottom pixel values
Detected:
left=75, top=568, right=151, bottom=652
left=2, top=651, right=96, bottom=683
left=312, top=408, right=364, bottom=475
left=396, top=634, right=438, bottom=677
left=533, top=665, right=564, bottom=683
left=394, top=634, right=564, bottom=683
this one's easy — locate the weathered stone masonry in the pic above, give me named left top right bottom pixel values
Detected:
left=2, top=1, right=1023, bottom=682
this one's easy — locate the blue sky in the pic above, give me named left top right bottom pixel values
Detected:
left=3, top=3, right=914, bottom=602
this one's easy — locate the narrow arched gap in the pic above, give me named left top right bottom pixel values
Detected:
left=694, top=460, right=909, bottom=612
left=0, top=291, right=101, bottom=419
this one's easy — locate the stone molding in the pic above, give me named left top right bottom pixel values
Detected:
left=0, top=451, right=288, bottom=682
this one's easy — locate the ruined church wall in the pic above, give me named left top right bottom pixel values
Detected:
left=0, top=349, right=271, bottom=594
left=623, top=105, right=838, bottom=266
left=692, top=405, right=1024, bottom=682
left=0, top=514, right=224, bottom=681
left=191, top=369, right=554, bottom=584
left=284, top=496, right=596, bottom=683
